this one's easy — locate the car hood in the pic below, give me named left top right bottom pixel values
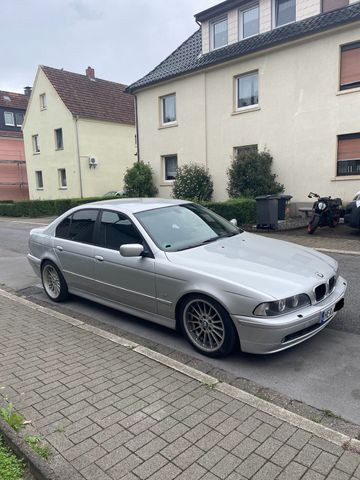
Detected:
left=165, top=232, right=337, bottom=299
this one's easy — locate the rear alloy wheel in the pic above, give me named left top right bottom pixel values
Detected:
left=180, top=295, right=238, bottom=358
left=41, top=261, right=69, bottom=302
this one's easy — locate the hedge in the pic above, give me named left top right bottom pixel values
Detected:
left=0, top=196, right=256, bottom=225
left=204, top=198, right=256, bottom=225
left=0, top=196, right=112, bottom=217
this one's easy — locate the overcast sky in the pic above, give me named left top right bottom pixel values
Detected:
left=3, top=0, right=219, bottom=94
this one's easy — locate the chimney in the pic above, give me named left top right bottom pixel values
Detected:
left=24, top=86, right=32, bottom=97
left=86, top=66, right=95, bottom=80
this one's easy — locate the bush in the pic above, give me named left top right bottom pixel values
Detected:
left=0, top=196, right=113, bottom=218
left=203, top=198, right=256, bottom=225
left=227, top=150, right=284, bottom=198
left=123, top=162, right=158, bottom=197
left=172, top=163, right=213, bottom=202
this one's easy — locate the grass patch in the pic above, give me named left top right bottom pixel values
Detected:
left=0, top=435, right=25, bottom=480
left=201, top=381, right=216, bottom=390
left=322, top=409, right=341, bottom=419
left=0, top=403, right=25, bottom=432
left=24, top=435, right=51, bottom=460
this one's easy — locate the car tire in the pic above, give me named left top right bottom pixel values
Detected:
left=41, top=261, right=69, bottom=302
left=180, top=295, right=238, bottom=358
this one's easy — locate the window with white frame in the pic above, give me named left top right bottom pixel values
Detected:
left=163, top=155, right=178, bottom=181
left=55, top=128, right=64, bottom=150
left=15, top=112, right=24, bottom=127
left=239, top=4, right=259, bottom=39
left=58, top=168, right=67, bottom=188
left=35, top=171, right=43, bottom=190
left=161, top=94, right=176, bottom=124
left=4, top=112, right=14, bottom=126
left=236, top=71, right=259, bottom=110
left=273, top=0, right=296, bottom=27
left=32, top=134, right=40, bottom=154
left=40, top=93, right=47, bottom=110
left=210, top=16, right=228, bottom=50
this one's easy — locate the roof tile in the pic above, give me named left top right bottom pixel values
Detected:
left=129, top=3, right=360, bottom=92
left=0, top=91, right=28, bottom=110
left=42, top=66, right=135, bottom=125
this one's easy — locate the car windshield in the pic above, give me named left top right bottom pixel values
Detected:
left=135, top=203, right=241, bottom=252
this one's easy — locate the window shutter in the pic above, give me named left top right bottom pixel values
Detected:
left=338, top=137, right=360, bottom=161
left=322, top=0, right=348, bottom=12
left=340, top=45, right=360, bottom=88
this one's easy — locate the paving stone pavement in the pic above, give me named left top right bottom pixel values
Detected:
left=0, top=293, right=360, bottom=480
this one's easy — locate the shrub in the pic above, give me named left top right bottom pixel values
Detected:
left=172, top=163, right=213, bottom=202
left=227, top=149, right=284, bottom=198
left=203, top=198, right=256, bottom=225
left=123, top=162, right=158, bottom=197
left=0, top=196, right=112, bottom=218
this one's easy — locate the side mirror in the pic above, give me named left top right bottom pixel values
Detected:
left=230, top=218, right=238, bottom=228
left=119, top=244, right=144, bottom=257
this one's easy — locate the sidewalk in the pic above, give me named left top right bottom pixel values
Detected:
left=0, top=291, right=360, bottom=480
left=256, top=223, right=360, bottom=254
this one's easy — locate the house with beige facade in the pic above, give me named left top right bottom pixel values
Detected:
left=23, top=66, right=135, bottom=200
left=129, top=0, right=360, bottom=204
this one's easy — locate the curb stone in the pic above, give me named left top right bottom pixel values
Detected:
left=1, top=288, right=360, bottom=455
left=0, top=416, right=59, bottom=480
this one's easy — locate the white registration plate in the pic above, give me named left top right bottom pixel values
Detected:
left=319, top=305, right=335, bottom=324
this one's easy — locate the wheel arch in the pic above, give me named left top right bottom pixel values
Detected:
left=174, top=290, right=234, bottom=331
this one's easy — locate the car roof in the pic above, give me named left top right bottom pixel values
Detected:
left=77, top=198, right=191, bottom=214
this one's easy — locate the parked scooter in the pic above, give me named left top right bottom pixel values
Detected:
left=307, top=192, right=343, bottom=234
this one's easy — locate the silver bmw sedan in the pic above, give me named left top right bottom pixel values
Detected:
left=27, top=198, right=346, bottom=357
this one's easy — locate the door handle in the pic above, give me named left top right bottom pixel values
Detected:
left=56, top=246, right=63, bottom=251
left=95, top=255, right=104, bottom=262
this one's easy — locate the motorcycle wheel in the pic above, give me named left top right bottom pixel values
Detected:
left=307, top=216, right=320, bottom=234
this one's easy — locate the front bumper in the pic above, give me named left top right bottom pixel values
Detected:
left=231, top=276, right=347, bottom=354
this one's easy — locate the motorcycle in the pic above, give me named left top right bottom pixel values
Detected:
left=307, top=192, right=343, bottom=234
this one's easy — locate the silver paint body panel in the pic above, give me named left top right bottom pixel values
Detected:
left=27, top=198, right=346, bottom=354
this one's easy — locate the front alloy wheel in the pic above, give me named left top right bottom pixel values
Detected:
left=41, top=261, right=68, bottom=302
left=181, top=296, right=237, bottom=357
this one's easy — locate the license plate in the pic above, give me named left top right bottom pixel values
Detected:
left=319, top=306, right=335, bottom=324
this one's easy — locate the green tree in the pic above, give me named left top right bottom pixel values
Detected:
left=172, top=163, right=213, bottom=202
left=123, top=162, right=158, bottom=197
left=227, top=149, right=284, bottom=198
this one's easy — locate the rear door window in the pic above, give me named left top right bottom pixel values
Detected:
left=55, top=215, right=72, bottom=239
left=68, top=209, right=98, bottom=244
left=97, top=210, right=143, bottom=250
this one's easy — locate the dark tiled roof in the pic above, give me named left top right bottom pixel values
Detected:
left=0, top=91, right=28, bottom=110
left=42, top=66, right=135, bottom=125
left=129, top=4, right=360, bottom=92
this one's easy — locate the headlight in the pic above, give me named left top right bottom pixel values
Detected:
left=317, top=202, right=326, bottom=210
left=253, top=294, right=311, bottom=317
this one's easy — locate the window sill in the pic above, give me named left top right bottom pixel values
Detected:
left=36, top=188, right=44, bottom=191
left=40, top=107, right=47, bottom=111
left=337, top=87, right=360, bottom=96
left=232, top=105, right=260, bottom=115
left=159, top=122, right=178, bottom=130
left=33, top=152, right=40, bottom=155
left=59, top=187, right=68, bottom=190
left=331, top=176, right=360, bottom=181
left=160, top=181, right=175, bottom=187
left=55, top=148, right=64, bottom=151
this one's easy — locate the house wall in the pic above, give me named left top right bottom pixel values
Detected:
left=23, top=68, right=136, bottom=200
left=23, top=69, right=79, bottom=200
left=0, top=137, right=28, bottom=200
left=136, top=24, right=360, bottom=203
left=76, top=118, right=136, bottom=198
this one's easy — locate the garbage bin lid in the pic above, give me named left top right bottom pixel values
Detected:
left=255, top=195, right=274, bottom=200
left=277, top=194, right=293, bottom=200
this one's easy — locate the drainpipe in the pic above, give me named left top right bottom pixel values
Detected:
left=134, top=95, right=140, bottom=162
left=74, top=115, right=84, bottom=198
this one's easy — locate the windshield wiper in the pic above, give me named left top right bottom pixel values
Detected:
left=175, top=232, right=240, bottom=251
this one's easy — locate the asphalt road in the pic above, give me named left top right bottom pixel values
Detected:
left=1, top=218, right=360, bottom=424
